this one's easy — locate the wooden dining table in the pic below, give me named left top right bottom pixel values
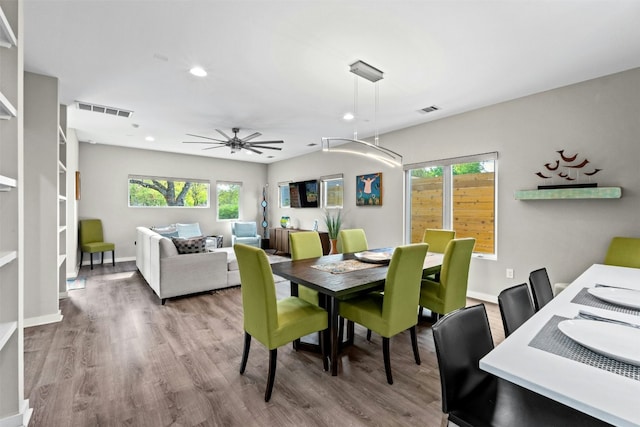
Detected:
left=480, top=264, right=640, bottom=427
left=270, top=249, right=444, bottom=376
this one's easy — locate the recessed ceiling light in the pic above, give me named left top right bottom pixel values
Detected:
left=145, top=136, right=155, bottom=142
left=189, top=67, right=207, bottom=77
left=343, top=112, right=354, bottom=121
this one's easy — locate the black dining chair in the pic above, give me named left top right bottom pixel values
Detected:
left=529, top=267, right=554, bottom=311
left=498, top=283, right=535, bottom=337
left=432, top=304, right=611, bottom=427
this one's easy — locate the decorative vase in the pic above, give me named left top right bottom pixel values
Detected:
left=329, top=238, right=338, bottom=255
left=280, top=216, right=290, bottom=228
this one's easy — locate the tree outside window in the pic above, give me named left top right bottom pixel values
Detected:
left=217, top=182, right=241, bottom=220
left=128, top=176, right=209, bottom=207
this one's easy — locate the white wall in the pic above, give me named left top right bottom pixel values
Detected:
left=268, top=67, right=640, bottom=300
left=65, top=128, right=79, bottom=276
left=78, top=144, right=268, bottom=260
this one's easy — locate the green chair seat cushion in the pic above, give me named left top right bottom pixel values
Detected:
left=81, top=242, right=115, bottom=253
left=261, top=297, right=328, bottom=350
left=298, top=286, right=319, bottom=306
left=339, top=293, right=392, bottom=336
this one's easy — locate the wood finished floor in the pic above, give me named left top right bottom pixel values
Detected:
left=24, top=262, right=504, bottom=427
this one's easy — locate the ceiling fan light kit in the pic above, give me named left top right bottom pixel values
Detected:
left=322, top=60, right=403, bottom=167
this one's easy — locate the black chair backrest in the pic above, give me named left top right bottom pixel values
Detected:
left=432, top=304, right=494, bottom=414
left=529, top=268, right=554, bottom=311
left=498, top=283, right=535, bottom=337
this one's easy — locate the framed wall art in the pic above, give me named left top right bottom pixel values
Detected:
left=356, top=172, right=382, bottom=206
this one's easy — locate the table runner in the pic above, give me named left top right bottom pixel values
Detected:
left=571, top=287, right=640, bottom=316
left=310, top=259, right=383, bottom=274
left=528, top=315, right=640, bottom=382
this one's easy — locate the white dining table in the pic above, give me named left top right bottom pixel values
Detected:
left=480, top=263, right=640, bottom=427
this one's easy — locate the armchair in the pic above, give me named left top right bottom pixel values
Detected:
left=231, top=221, right=261, bottom=248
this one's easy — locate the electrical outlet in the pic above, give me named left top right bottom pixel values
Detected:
left=506, top=268, right=514, bottom=279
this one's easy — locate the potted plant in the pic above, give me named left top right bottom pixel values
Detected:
left=324, top=209, right=342, bottom=254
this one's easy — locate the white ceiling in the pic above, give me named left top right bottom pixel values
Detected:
left=23, top=1, right=640, bottom=164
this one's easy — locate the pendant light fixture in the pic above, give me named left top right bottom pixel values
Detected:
left=322, top=60, right=403, bottom=167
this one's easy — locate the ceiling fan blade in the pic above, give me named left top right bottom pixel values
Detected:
left=182, top=141, right=226, bottom=145
left=249, top=140, right=283, bottom=144
left=215, top=129, right=232, bottom=140
left=240, top=132, right=262, bottom=142
left=202, top=145, right=228, bottom=151
left=251, top=145, right=282, bottom=151
left=242, top=146, right=263, bottom=155
left=185, top=133, right=227, bottom=143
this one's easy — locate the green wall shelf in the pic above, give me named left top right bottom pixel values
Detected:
left=515, top=187, right=622, bottom=200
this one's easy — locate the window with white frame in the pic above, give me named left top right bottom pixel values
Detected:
left=321, top=174, right=344, bottom=209
left=405, top=152, right=497, bottom=255
left=278, top=182, right=290, bottom=208
left=217, top=181, right=241, bottom=220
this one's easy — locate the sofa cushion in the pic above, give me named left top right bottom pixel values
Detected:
left=234, top=222, right=256, bottom=237
left=152, top=224, right=179, bottom=238
left=176, top=222, right=202, bottom=238
left=172, top=236, right=207, bottom=254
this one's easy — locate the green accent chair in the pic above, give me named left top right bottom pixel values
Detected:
left=339, top=243, right=429, bottom=384
left=338, top=229, right=368, bottom=253
left=289, top=231, right=322, bottom=305
left=422, top=228, right=456, bottom=253
left=604, top=236, right=640, bottom=269
left=422, top=228, right=456, bottom=281
left=79, top=219, right=115, bottom=270
left=235, top=244, right=328, bottom=402
left=419, top=238, right=475, bottom=318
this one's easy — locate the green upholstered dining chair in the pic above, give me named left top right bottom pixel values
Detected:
left=604, top=236, right=640, bottom=269
left=422, top=229, right=456, bottom=253
left=289, top=231, right=323, bottom=305
left=419, top=238, right=475, bottom=319
left=235, top=243, right=328, bottom=402
left=79, top=219, right=115, bottom=270
left=338, top=228, right=368, bottom=253
left=339, top=243, right=429, bottom=384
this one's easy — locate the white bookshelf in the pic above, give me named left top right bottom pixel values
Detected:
left=0, top=250, right=16, bottom=268
left=0, top=173, right=16, bottom=191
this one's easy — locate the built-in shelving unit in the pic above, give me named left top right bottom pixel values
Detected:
left=58, top=106, right=68, bottom=299
left=0, top=1, right=30, bottom=424
left=515, top=187, right=622, bottom=200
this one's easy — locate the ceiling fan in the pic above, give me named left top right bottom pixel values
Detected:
left=182, top=127, right=284, bottom=154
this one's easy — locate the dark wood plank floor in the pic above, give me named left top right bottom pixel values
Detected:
left=24, top=262, right=504, bottom=427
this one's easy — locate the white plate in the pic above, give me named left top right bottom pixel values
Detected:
left=354, top=251, right=392, bottom=264
left=558, top=319, right=640, bottom=366
left=588, top=287, right=640, bottom=309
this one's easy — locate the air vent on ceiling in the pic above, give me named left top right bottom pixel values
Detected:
left=76, top=101, right=133, bottom=118
left=418, top=105, right=440, bottom=114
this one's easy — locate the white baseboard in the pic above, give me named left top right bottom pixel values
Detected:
left=79, top=256, right=135, bottom=267
left=24, top=311, right=63, bottom=328
left=467, top=290, right=498, bottom=304
left=0, top=399, right=32, bottom=427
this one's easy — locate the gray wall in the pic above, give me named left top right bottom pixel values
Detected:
left=268, top=67, right=640, bottom=301
left=78, top=144, right=268, bottom=260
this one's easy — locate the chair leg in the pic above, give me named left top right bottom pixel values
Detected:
left=410, top=326, right=421, bottom=365
left=366, top=329, right=372, bottom=341
left=347, top=320, right=354, bottom=345
left=80, top=251, right=83, bottom=267
left=90, top=253, right=94, bottom=270
left=382, top=337, right=393, bottom=384
left=101, top=251, right=104, bottom=265
left=265, top=348, right=277, bottom=402
left=240, top=332, right=251, bottom=374
left=112, top=250, right=115, bottom=266
left=320, top=329, right=328, bottom=372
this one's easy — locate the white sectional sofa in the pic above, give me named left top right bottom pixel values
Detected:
left=136, top=226, right=241, bottom=304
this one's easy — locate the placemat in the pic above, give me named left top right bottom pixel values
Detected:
left=529, top=315, right=640, bottom=382
left=571, top=288, right=640, bottom=316
left=310, top=259, right=383, bottom=274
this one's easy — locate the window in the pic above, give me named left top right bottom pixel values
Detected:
left=278, top=182, right=290, bottom=208
left=321, top=174, right=344, bottom=208
left=128, top=175, right=210, bottom=208
left=405, top=152, right=497, bottom=256
left=217, top=182, right=241, bottom=220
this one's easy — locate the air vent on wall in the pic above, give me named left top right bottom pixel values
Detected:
left=75, top=101, right=133, bottom=118
left=418, top=105, right=440, bottom=114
